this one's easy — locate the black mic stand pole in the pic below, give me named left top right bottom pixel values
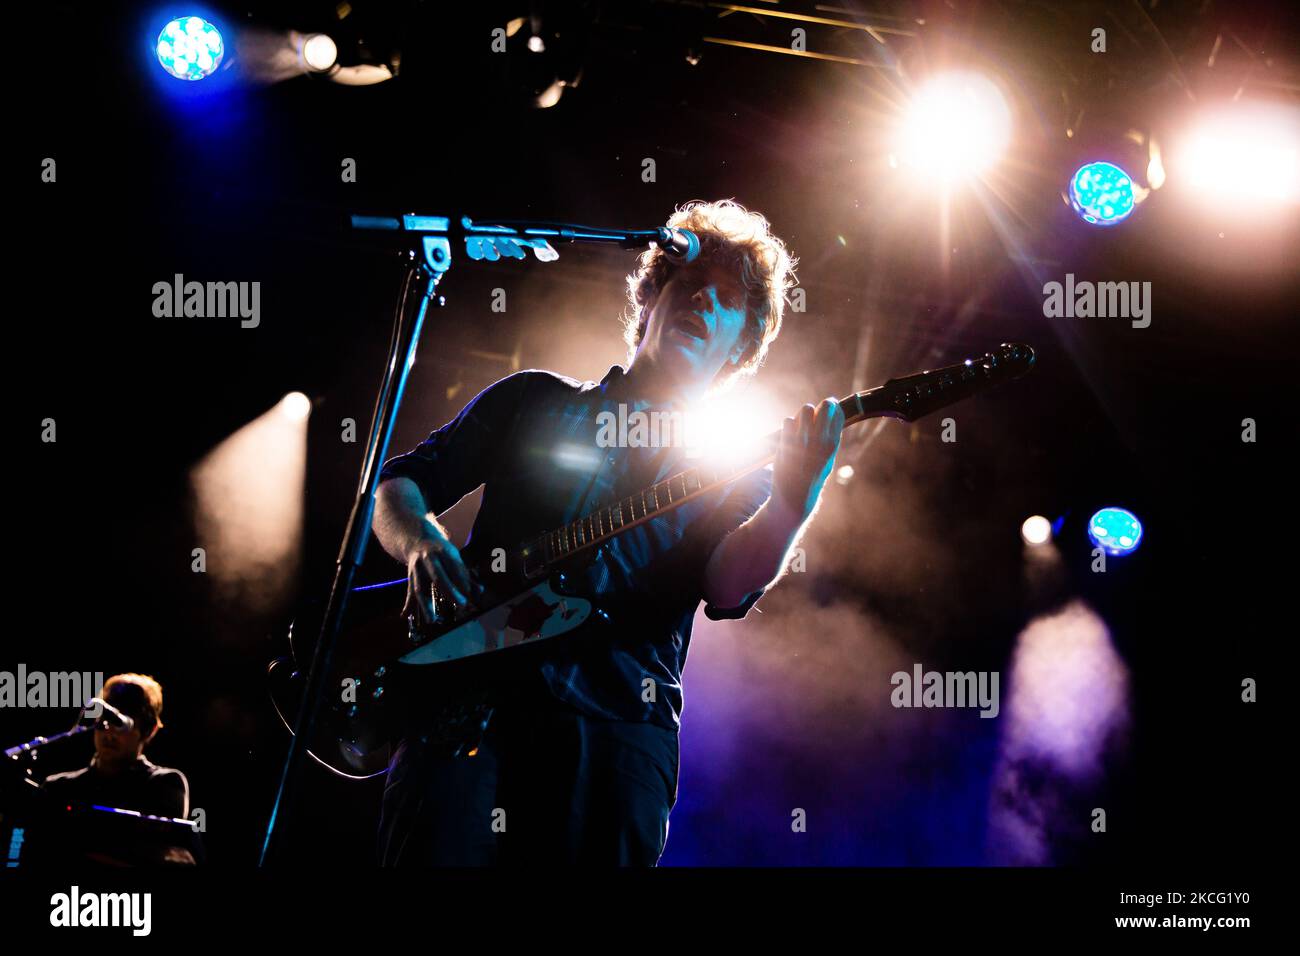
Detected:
left=259, top=233, right=451, bottom=866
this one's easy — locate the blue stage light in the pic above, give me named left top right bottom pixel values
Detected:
left=1087, top=507, right=1143, bottom=555
left=1069, top=161, right=1135, bottom=225
left=156, top=16, right=224, bottom=81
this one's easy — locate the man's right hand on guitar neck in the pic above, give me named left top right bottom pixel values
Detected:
left=373, top=476, right=478, bottom=622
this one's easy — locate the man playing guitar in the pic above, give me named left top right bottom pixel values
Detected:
left=371, top=199, right=844, bottom=865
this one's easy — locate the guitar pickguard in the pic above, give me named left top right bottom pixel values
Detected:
left=397, top=578, right=594, bottom=666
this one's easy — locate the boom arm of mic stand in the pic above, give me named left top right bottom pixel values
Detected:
left=349, top=213, right=662, bottom=254
left=4, top=724, right=93, bottom=761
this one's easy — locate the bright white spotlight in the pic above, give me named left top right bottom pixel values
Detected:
left=301, top=33, right=338, bottom=71
left=279, top=391, right=312, bottom=421
left=894, top=72, right=1011, bottom=182
left=684, top=389, right=784, bottom=469
left=1176, top=105, right=1300, bottom=207
left=1021, top=515, right=1052, bottom=545
left=302, top=34, right=338, bottom=72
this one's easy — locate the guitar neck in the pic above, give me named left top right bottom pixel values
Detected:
left=518, top=342, right=1035, bottom=578
left=517, top=386, right=905, bottom=576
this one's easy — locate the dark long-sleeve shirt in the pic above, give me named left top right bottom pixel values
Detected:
left=378, top=365, right=773, bottom=731
left=42, top=755, right=190, bottom=819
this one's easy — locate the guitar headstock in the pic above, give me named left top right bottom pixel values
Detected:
left=846, top=342, right=1036, bottom=424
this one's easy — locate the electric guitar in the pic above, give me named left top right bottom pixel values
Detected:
left=269, top=342, right=1035, bottom=779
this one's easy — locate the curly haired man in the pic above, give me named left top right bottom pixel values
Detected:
left=372, top=200, right=844, bottom=865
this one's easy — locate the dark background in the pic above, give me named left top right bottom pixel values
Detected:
left=7, top=0, right=1292, bottom=868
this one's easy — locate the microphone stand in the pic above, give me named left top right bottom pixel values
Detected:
left=4, top=699, right=133, bottom=762
left=257, top=213, right=686, bottom=865
left=4, top=724, right=94, bottom=762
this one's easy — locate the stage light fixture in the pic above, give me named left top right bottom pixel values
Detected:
left=1177, top=105, right=1300, bottom=207
left=1021, top=515, right=1052, bottom=545
left=1055, top=114, right=1162, bottom=224
left=156, top=16, right=224, bottom=81
left=1069, top=161, right=1136, bottom=226
left=302, top=34, right=338, bottom=73
left=894, top=72, right=1011, bottom=183
left=1087, top=507, right=1143, bottom=556
left=279, top=392, right=312, bottom=421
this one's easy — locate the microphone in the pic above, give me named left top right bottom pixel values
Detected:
left=83, top=698, right=135, bottom=732
left=654, top=227, right=700, bottom=263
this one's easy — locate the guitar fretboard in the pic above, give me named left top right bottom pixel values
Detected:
left=520, top=452, right=771, bottom=575
left=515, top=342, right=1034, bottom=579
left=517, top=390, right=876, bottom=577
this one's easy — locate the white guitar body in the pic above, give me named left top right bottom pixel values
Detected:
left=399, top=578, right=595, bottom=666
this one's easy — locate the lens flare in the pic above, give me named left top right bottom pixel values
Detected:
left=1176, top=105, right=1300, bottom=207
left=894, top=72, right=1011, bottom=182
